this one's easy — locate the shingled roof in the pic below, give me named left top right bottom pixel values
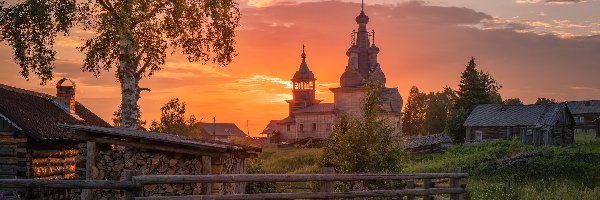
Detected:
left=0, top=84, right=110, bottom=140
left=199, top=123, right=247, bottom=137
left=566, top=100, right=600, bottom=115
left=464, top=104, right=571, bottom=130
left=59, top=124, right=261, bottom=154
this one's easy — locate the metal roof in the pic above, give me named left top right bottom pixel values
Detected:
left=566, top=100, right=600, bottom=115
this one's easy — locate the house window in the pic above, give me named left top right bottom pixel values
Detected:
left=287, top=124, right=291, bottom=131
left=326, top=123, right=332, bottom=131
left=475, top=131, right=483, bottom=142
left=312, top=123, right=317, bottom=131
left=299, top=124, right=304, bottom=132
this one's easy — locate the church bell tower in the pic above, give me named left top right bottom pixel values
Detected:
left=286, top=45, right=321, bottom=115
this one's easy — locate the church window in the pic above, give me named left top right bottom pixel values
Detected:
left=299, top=124, right=304, bottom=132
left=326, top=123, right=332, bottom=131
left=312, top=123, right=317, bottom=131
left=287, top=124, right=290, bottom=131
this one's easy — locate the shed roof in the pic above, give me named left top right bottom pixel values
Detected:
left=199, top=123, right=247, bottom=137
left=463, top=104, right=568, bottom=129
left=0, top=84, right=110, bottom=140
left=261, top=120, right=280, bottom=134
left=59, top=124, right=260, bottom=154
left=566, top=100, right=600, bottom=115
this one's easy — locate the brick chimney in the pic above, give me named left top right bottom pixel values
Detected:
left=56, top=78, right=76, bottom=114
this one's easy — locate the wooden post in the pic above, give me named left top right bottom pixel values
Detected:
left=202, top=156, right=212, bottom=195
left=449, top=167, right=463, bottom=200
left=123, top=170, right=143, bottom=200
left=82, top=141, right=96, bottom=200
left=407, top=179, right=415, bottom=200
left=319, top=167, right=335, bottom=193
left=423, top=178, right=433, bottom=200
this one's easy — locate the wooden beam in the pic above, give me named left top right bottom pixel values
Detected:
left=0, top=179, right=136, bottom=189
left=132, top=173, right=469, bottom=185
left=318, top=167, right=335, bottom=193
left=123, top=170, right=143, bottom=199
left=134, top=188, right=467, bottom=200
left=202, top=156, right=212, bottom=195
left=83, top=141, right=96, bottom=200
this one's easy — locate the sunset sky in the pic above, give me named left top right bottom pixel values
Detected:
left=1, top=0, right=599, bottom=136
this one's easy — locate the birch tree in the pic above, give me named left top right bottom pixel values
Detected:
left=1, top=0, right=240, bottom=129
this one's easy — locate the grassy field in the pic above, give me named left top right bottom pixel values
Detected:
left=249, top=132, right=600, bottom=199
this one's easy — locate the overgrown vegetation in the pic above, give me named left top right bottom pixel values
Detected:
left=249, top=132, right=600, bottom=199
left=321, top=81, right=405, bottom=174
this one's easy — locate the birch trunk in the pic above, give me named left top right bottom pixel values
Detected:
left=118, top=0, right=140, bottom=129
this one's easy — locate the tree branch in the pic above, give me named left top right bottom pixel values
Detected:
left=136, top=58, right=153, bottom=78
left=131, top=1, right=168, bottom=28
left=97, top=0, right=116, bottom=14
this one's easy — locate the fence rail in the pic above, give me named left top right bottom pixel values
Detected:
left=0, top=168, right=467, bottom=200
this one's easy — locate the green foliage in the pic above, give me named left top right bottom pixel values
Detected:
left=321, top=82, right=406, bottom=173
left=245, top=158, right=277, bottom=194
left=0, top=0, right=77, bottom=84
left=149, top=98, right=209, bottom=139
left=403, top=86, right=456, bottom=137
left=446, top=57, right=502, bottom=143
left=111, top=104, right=146, bottom=127
left=535, top=97, right=557, bottom=104
left=503, top=98, right=524, bottom=105
left=402, top=86, right=427, bottom=137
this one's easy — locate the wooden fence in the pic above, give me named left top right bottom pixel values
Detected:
left=0, top=167, right=467, bottom=200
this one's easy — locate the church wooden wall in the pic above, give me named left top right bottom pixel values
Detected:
left=294, top=113, right=335, bottom=139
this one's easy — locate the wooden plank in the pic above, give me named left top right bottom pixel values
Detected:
left=0, top=137, right=26, bottom=145
left=407, top=179, right=415, bottom=200
left=449, top=167, right=463, bottom=200
left=423, top=179, right=433, bottom=200
left=83, top=141, right=96, bottom=200
left=0, top=179, right=137, bottom=189
left=134, top=188, right=466, bottom=200
left=318, top=167, right=335, bottom=193
left=0, top=157, right=18, bottom=165
left=202, top=156, right=212, bottom=195
left=123, top=170, right=143, bottom=199
left=132, top=173, right=469, bottom=185
left=0, top=166, right=15, bottom=175
left=0, top=147, right=14, bottom=156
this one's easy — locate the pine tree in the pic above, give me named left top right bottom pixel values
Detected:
left=446, top=57, right=502, bottom=143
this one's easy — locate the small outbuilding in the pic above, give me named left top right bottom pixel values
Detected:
left=199, top=123, right=248, bottom=143
left=463, top=104, right=575, bottom=145
left=60, top=124, right=261, bottom=199
left=566, top=100, right=600, bottom=136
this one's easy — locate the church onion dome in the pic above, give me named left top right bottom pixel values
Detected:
left=370, top=64, right=386, bottom=86
left=369, top=44, right=380, bottom=53
left=340, top=66, right=364, bottom=87
left=355, top=10, right=369, bottom=24
left=292, top=46, right=316, bottom=81
left=380, top=88, right=403, bottom=113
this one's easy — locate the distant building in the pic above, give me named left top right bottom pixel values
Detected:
left=200, top=122, right=248, bottom=142
left=262, top=6, right=403, bottom=143
left=0, top=79, right=110, bottom=197
left=463, top=104, right=575, bottom=145
left=566, top=100, right=600, bottom=135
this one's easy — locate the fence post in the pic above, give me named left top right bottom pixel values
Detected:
left=319, top=167, right=335, bottom=193
left=82, top=141, right=96, bottom=200
left=449, top=167, right=463, bottom=200
left=123, top=170, right=143, bottom=200
left=202, top=156, right=212, bottom=195
left=423, top=178, right=433, bottom=200
left=407, top=179, right=415, bottom=200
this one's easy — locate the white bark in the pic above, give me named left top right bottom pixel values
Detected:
left=118, top=1, right=141, bottom=129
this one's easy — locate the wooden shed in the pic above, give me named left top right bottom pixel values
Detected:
left=0, top=82, right=110, bottom=197
left=463, top=104, right=575, bottom=145
left=566, top=100, right=600, bottom=136
left=59, top=124, right=261, bottom=199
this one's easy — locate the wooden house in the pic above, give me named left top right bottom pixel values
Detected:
left=59, top=124, right=260, bottom=199
left=0, top=80, right=110, bottom=197
left=566, top=100, right=600, bottom=136
left=463, top=104, right=575, bottom=145
left=199, top=123, right=248, bottom=143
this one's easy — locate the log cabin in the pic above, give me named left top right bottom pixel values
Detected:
left=463, top=104, right=575, bottom=145
left=566, top=100, right=600, bottom=136
left=0, top=79, right=110, bottom=197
